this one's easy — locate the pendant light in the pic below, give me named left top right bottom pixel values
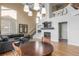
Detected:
left=24, top=4, right=29, bottom=13
left=28, top=11, right=32, bottom=16
left=24, top=3, right=46, bottom=16
left=36, top=17, right=39, bottom=24
left=41, top=4, right=46, bottom=14
left=34, top=3, right=40, bottom=11
left=37, top=12, right=41, bottom=17
left=39, top=14, right=42, bottom=20
left=41, top=7, right=46, bottom=14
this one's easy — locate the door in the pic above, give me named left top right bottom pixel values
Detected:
left=59, top=22, right=68, bottom=43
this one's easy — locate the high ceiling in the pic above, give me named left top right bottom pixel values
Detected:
left=49, top=3, right=69, bottom=12
left=22, top=3, right=79, bottom=12
left=71, top=3, right=79, bottom=9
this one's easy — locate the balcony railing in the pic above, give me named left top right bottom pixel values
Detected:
left=50, top=8, right=68, bottom=18
left=50, top=4, right=79, bottom=18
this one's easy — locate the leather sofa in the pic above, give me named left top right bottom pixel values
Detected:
left=0, top=41, right=14, bottom=54
left=0, top=34, right=30, bottom=54
left=0, top=35, right=14, bottom=54
left=7, top=34, right=24, bottom=38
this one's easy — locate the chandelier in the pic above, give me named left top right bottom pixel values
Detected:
left=24, top=3, right=46, bottom=16
left=24, top=3, right=46, bottom=24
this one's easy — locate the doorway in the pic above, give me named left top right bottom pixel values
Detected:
left=59, top=22, right=68, bottom=43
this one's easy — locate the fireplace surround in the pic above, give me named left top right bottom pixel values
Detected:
left=44, top=32, right=51, bottom=39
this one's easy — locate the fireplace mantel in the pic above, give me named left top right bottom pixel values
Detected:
left=41, top=28, right=54, bottom=30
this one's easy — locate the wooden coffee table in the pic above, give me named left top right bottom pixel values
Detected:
left=20, top=41, right=53, bottom=56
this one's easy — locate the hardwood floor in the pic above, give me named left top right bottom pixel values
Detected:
left=0, top=41, right=79, bottom=56
left=52, top=42, right=79, bottom=56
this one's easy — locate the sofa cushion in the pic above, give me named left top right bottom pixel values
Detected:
left=0, top=37, right=3, bottom=42
left=0, top=35, right=9, bottom=42
left=0, top=41, right=14, bottom=54
left=8, top=34, right=24, bottom=38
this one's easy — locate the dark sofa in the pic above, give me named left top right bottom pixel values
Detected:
left=7, top=34, right=24, bottom=38
left=0, top=41, right=14, bottom=54
left=0, top=34, right=30, bottom=54
left=0, top=35, right=14, bottom=54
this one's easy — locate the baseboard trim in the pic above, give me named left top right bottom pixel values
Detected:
left=68, top=42, right=79, bottom=46
left=51, top=39, right=58, bottom=42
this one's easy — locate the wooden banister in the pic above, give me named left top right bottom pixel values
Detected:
left=28, top=27, right=36, bottom=37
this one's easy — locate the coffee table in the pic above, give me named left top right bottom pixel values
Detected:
left=20, top=41, right=53, bottom=56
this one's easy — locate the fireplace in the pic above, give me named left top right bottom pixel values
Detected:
left=42, top=32, right=51, bottom=43
left=44, top=32, right=51, bottom=39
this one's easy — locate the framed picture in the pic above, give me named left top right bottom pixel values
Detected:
left=23, top=24, right=28, bottom=33
left=19, top=24, right=28, bottom=33
left=19, top=24, right=23, bottom=33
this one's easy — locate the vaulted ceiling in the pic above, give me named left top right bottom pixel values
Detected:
left=71, top=3, right=79, bottom=9
left=21, top=3, right=79, bottom=12
left=49, top=3, right=69, bottom=12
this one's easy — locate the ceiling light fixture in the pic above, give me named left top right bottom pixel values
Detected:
left=28, top=10, right=32, bottom=16
left=41, top=7, right=46, bottom=14
left=36, top=17, right=39, bottom=24
left=41, top=5, right=46, bottom=14
left=37, top=12, right=41, bottom=17
left=24, top=4, right=29, bottom=13
left=24, top=3, right=46, bottom=16
left=34, top=3, right=40, bottom=11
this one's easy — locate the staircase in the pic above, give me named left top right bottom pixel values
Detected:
left=28, top=27, right=36, bottom=39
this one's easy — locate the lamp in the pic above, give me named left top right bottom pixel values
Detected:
left=37, top=12, right=41, bottom=17
left=34, top=3, right=40, bottom=11
left=41, top=7, right=46, bottom=14
left=28, top=11, right=32, bottom=16
left=36, top=17, right=39, bottom=24
left=24, top=3, right=46, bottom=16
left=24, top=4, right=29, bottom=13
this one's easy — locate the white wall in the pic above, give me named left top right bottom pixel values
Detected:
left=45, top=4, right=79, bottom=46
left=49, top=15, right=79, bottom=46
left=68, top=16, right=79, bottom=46
left=36, top=4, right=79, bottom=46
left=48, top=15, right=68, bottom=42
left=47, top=4, right=79, bottom=46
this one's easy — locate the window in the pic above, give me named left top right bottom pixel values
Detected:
left=1, top=6, right=17, bottom=20
left=1, top=6, right=17, bottom=35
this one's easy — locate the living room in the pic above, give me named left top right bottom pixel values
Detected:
left=0, top=3, right=79, bottom=56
